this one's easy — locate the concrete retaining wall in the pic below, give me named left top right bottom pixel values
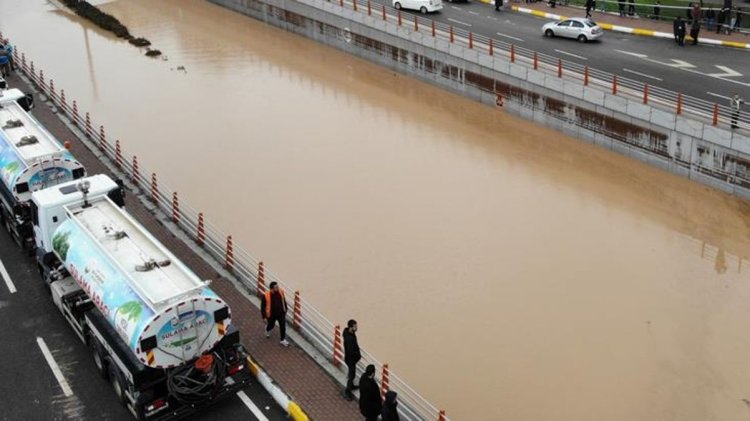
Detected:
left=209, top=0, right=750, bottom=199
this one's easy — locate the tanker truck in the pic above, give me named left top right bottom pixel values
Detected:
left=0, top=88, right=85, bottom=249
left=32, top=174, right=251, bottom=420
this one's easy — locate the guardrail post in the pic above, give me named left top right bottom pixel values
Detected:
left=398, top=10, right=402, bottom=25
left=450, top=26, right=454, bottom=43
left=99, top=125, right=106, bottom=150
left=712, top=103, right=719, bottom=126
left=353, top=0, right=357, bottom=11
left=381, top=363, right=390, bottom=398
left=49, top=79, right=55, bottom=98
left=132, top=156, right=140, bottom=186
left=333, top=325, right=343, bottom=367
left=39, top=69, right=44, bottom=90
left=197, top=212, right=205, bottom=246
left=643, top=82, right=649, bottom=104
left=72, top=100, right=79, bottom=123
left=414, top=15, right=418, bottom=31
left=21, top=53, right=25, bottom=69
left=510, top=44, right=515, bottom=63
left=382, top=4, right=386, bottom=20
left=339, top=0, right=343, bottom=7
left=677, top=93, right=683, bottom=115
left=30, top=61, right=34, bottom=78
left=469, top=32, right=473, bottom=49
left=612, top=74, right=618, bottom=95
left=431, top=20, right=436, bottom=37
left=150, top=173, right=158, bottom=203
left=533, top=52, right=538, bottom=70
left=557, top=59, right=562, bottom=78
left=257, top=261, right=266, bottom=296
left=489, top=38, right=493, bottom=56
left=60, top=89, right=66, bottom=108
left=225, top=235, right=234, bottom=271
left=584, top=65, right=589, bottom=86
left=115, top=140, right=122, bottom=168
left=85, top=112, right=92, bottom=138
left=367, top=0, right=371, bottom=15
left=438, top=410, right=447, bottom=421
left=292, top=291, right=302, bottom=330
left=171, top=192, right=180, bottom=224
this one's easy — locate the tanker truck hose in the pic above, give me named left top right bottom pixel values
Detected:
left=166, top=348, right=228, bottom=405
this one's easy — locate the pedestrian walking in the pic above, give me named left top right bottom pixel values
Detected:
left=691, top=2, right=702, bottom=24
left=495, top=0, right=503, bottom=11
left=618, top=0, right=625, bottom=16
left=675, top=16, right=686, bottom=45
left=717, top=7, right=727, bottom=33
left=731, top=93, right=744, bottom=129
left=0, top=47, right=9, bottom=78
left=706, top=8, right=715, bottom=30
left=627, top=0, right=635, bottom=16
left=686, top=3, right=693, bottom=23
left=381, top=391, right=401, bottom=421
left=585, top=0, right=594, bottom=18
left=690, top=19, right=701, bottom=44
left=653, top=0, right=661, bottom=20
left=261, top=281, right=290, bottom=347
left=3, top=40, right=14, bottom=72
left=358, top=364, right=382, bottom=421
left=342, top=319, right=362, bottom=401
left=733, top=7, right=742, bottom=32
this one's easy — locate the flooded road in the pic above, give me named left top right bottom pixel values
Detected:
left=3, top=1, right=750, bottom=419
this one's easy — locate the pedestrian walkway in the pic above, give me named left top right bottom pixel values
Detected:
left=483, top=0, right=750, bottom=49
left=9, top=69, right=361, bottom=420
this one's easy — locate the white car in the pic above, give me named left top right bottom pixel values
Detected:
left=393, top=0, right=443, bottom=14
left=542, top=17, right=603, bottom=42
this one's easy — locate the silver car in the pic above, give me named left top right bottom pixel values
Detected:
left=542, top=17, right=603, bottom=43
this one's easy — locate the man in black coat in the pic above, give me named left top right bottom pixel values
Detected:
left=359, top=365, right=382, bottom=421
left=495, top=0, right=503, bottom=11
left=342, top=319, right=362, bottom=400
left=676, top=16, right=687, bottom=46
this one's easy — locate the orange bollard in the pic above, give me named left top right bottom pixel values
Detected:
left=132, top=155, right=140, bottom=185
left=39, top=69, right=44, bottom=90
left=333, top=325, right=343, bottom=367
left=469, top=32, right=473, bottom=49
left=172, top=192, right=180, bottom=224
left=450, top=26, right=454, bottom=43
left=643, top=82, right=649, bottom=104
left=257, top=261, right=266, bottom=296
left=612, top=74, right=618, bottom=95
left=438, top=410, right=447, bottom=421
left=584, top=65, right=589, bottom=86
left=381, top=364, right=390, bottom=398
left=49, top=79, right=55, bottom=97
left=533, top=52, right=538, bottom=70
left=293, top=291, right=302, bottom=330
left=197, top=212, right=205, bottom=246
left=353, top=0, right=357, bottom=11
left=382, top=4, right=386, bottom=20
left=340, top=0, right=343, bottom=6
left=712, top=103, right=719, bottom=126
left=99, top=125, right=106, bottom=151
left=489, top=38, right=493, bottom=56
left=85, top=112, right=92, bottom=138
left=415, top=15, right=418, bottom=31
left=150, top=173, right=158, bottom=202
left=398, top=10, right=402, bottom=25
left=115, top=140, right=122, bottom=168
left=677, top=93, right=683, bottom=115
left=510, top=44, right=515, bottom=63
left=72, top=100, right=79, bottom=124
left=431, top=20, right=436, bottom=37
left=60, top=89, right=66, bottom=108
left=225, top=236, right=234, bottom=271
left=30, top=61, right=34, bottom=78
left=557, top=58, right=562, bottom=78
left=367, top=0, right=371, bottom=15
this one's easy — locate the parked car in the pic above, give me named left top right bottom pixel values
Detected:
left=542, top=17, right=603, bottom=42
left=393, top=0, right=443, bottom=14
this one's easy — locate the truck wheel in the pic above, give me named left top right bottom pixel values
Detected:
left=109, top=364, right=126, bottom=406
left=89, top=338, right=109, bottom=380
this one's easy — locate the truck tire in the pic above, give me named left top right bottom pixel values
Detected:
left=89, top=338, right=109, bottom=380
left=109, top=364, right=127, bottom=406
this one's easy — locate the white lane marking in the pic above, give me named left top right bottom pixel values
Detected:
left=451, top=5, right=461, bottom=9
left=496, top=32, right=524, bottom=42
left=707, top=91, right=732, bottom=100
left=37, top=337, right=74, bottom=397
left=468, top=10, right=480, bottom=15
left=708, top=65, right=743, bottom=78
left=553, top=49, right=588, bottom=60
left=623, top=68, right=663, bottom=81
left=447, top=18, right=472, bottom=27
left=237, top=391, right=270, bottom=421
left=0, top=258, right=16, bottom=294
left=667, top=59, right=696, bottom=69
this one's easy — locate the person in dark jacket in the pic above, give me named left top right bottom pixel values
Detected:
left=690, top=18, right=701, bottom=44
left=342, top=319, right=362, bottom=400
left=495, top=0, right=503, bottom=11
left=674, top=16, right=686, bottom=45
left=585, top=0, right=594, bottom=18
left=261, top=281, right=290, bottom=346
left=381, top=391, right=400, bottom=421
left=359, top=365, right=382, bottom=421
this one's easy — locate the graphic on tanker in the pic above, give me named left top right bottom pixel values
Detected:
left=53, top=220, right=226, bottom=366
left=0, top=132, right=24, bottom=187
left=28, top=166, right=74, bottom=191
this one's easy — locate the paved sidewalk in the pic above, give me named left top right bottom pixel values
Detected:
left=482, top=0, right=750, bottom=49
left=9, top=70, right=361, bottom=420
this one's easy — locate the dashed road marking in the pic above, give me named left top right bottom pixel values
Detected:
left=468, top=10, right=480, bottom=15
left=237, top=391, right=270, bottom=421
left=0, top=258, right=16, bottom=294
left=496, top=32, right=524, bottom=42
left=553, top=49, right=587, bottom=60
left=447, top=17, right=472, bottom=27
left=37, top=337, right=74, bottom=397
left=623, top=68, right=663, bottom=81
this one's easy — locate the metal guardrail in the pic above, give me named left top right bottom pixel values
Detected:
left=12, top=48, right=449, bottom=421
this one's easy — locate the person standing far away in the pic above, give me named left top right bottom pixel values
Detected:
left=706, top=8, right=715, bottom=30
left=690, top=16, right=701, bottom=44
left=673, top=16, right=681, bottom=43
left=342, top=319, right=362, bottom=401
left=381, top=391, right=401, bottom=421
left=653, top=0, right=661, bottom=20
left=585, top=0, right=594, bottom=18
left=730, top=93, right=744, bottom=129
left=495, top=0, right=503, bottom=11
left=261, top=281, right=290, bottom=347
left=733, top=7, right=742, bottom=32
left=3, top=40, right=14, bottom=72
left=676, top=16, right=687, bottom=46
left=627, top=0, right=635, bottom=16
left=359, top=364, right=382, bottom=421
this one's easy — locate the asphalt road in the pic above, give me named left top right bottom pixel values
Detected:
left=0, top=231, right=287, bottom=421
left=376, top=0, right=750, bottom=105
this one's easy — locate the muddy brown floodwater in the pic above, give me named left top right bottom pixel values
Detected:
left=3, top=0, right=750, bottom=419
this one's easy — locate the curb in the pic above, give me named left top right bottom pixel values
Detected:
left=501, top=4, right=750, bottom=49
left=246, top=357, right=311, bottom=421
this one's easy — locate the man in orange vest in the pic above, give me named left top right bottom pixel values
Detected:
left=261, top=281, right=289, bottom=347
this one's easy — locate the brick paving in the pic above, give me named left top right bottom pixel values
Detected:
left=9, top=71, right=361, bottom=420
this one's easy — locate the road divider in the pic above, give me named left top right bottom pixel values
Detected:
left=246, top=357, right=310, bottom=421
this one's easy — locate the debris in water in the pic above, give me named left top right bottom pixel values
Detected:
left=145, top=49, right=162, bottom=58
